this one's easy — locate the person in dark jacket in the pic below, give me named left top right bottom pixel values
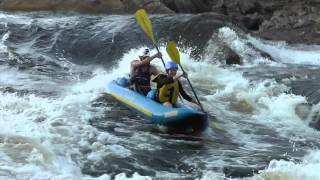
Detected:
left=129, top=48, right=161, bottom=96
left=152, top=61, right=198, bottom=107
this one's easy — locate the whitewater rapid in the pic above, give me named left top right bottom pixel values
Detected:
left=1, top=12, right=320, bottom=180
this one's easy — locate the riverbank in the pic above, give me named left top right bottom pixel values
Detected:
left=1, top=0, right=319, bottom=44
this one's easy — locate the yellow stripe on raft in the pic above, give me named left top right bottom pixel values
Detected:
left=111, top=93, right=153, bottom=117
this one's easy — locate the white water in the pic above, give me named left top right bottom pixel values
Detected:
left=253, top=150, right=320, bottom=180
left=216, top=27, right=279, bottom=67
left=1, top=14, right=320, bottom=179
left=2, top=42, right=320, bottom=179
left=248, top=35, right=320, bottom=66
left=214, top=27, right=320, bottom=180
left=0, top=44, right=153, bottom=179
left=117, top=41, right=320, bottom=179
left=200, top=150, right=320, bottom=180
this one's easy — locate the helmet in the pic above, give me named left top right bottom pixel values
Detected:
left=141, top=48, right=150, bottom=57
left=165, top=61, right=178, bottom=70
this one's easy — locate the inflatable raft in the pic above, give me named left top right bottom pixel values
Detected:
left=105, top=77, right=208, bottom=132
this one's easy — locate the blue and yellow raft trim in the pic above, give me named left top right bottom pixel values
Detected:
left=105, top=77, right=208, bottom=132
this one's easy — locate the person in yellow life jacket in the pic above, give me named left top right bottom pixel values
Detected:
left=129, top=48, right=161, bottom=96
left=152, top=61, right=198, bottom=107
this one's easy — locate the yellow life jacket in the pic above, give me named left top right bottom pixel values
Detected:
left=158, top=79, right=179, bottom=104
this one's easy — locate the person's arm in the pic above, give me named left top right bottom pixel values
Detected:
left=131, top=52, right=161, bottom=68
left=178, top=81, right=193, bottom=102
left=150, top=65, right=159, bottom=76
left=130, top=60, right=139, bottom=77
left=152, top=74, right=174, bottom=89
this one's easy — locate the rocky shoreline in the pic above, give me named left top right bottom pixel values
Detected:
left=0, top=0, right=319, bottom=44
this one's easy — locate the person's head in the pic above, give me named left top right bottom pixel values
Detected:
left=165, top=61, right=178, bottom=77
left=139, top=48, right=150, bottom=60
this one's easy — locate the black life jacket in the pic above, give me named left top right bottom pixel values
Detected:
left=130, top=65, right=151, bottom=95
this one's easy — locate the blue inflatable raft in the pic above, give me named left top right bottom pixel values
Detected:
left=105, top=77, right=208, bottom=132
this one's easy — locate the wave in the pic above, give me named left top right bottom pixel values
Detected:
left=248, top=35, right=320, bottom=66
left=255, top=150, right=320, bottom=180
left=0, top=12, right=230, bottom=68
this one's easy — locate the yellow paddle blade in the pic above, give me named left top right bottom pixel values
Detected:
left=166, top=41, right=180, bottom=64
left=210, top=121, right=217, bottom=129
left=135, top=9, right=156, bottom=45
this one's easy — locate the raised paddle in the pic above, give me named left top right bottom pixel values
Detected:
left=166, top=41, right=205, bottom=112
left=135, top=9, right=185, bottom=102
left=135, top=9, right=166, bottom=69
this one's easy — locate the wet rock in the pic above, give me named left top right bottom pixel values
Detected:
left=161, top=0, right=213, bottom=13
left=121, top=0, right=174, bottom=14
left=238, top=0, right=262, bottom=15
left=0, top=87, right=16, bottom=93
left=211, top=2, right=228, bottom=16
left=162, top=0, right=320, bottom=44
left=224, top=166, right=265, bottom=178
left=225, top=47, right=241, bottom=65
left=302, top=103, right=320, bottom=131
left=0, top=0, right=125, bottom=14
left=34, top=116, right=46, bottom=122
left=243, top=13, right=264, bottom=31
left=256, top=2, right=320, bottom=44
left=168, top=12, right=230, bottom=59
left=295, top=103, right=312, bottom=120
left=310, top=116, right=320, bottom=131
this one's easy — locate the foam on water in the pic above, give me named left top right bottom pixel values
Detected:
left=1, top=39, right=317, bottom=180
left=0, top=92, right=93, bottom=179
left=247, top=34, right=320, bottom=66
left=217, top=27, right=278, bottom=67
left=0, top=13, right=33, bottom=25
left=1, top=14, right=320, bottom=179
left=206, top=27, right=320, bottom=179
left=0, top=31, right=10, bottom=52
left=252, top=150, right=320, bottom=180
left=218, top=27, right=320, bottom=66
left=214, top=27, right=320, bottom=129
left=200, top=150, right=320, bottom=180
left=0, top=48, right=156, bottom=179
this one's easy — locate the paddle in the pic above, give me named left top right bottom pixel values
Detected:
left=135, top=9, right=166, bottom=68
left=135, top=9, right=186, bottom=102
left=166, top=41, right=205, bottom=112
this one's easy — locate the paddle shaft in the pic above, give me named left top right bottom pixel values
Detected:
left=154, top=45, right=166, bottom=68
left=178, top=65, right=205, bottom=112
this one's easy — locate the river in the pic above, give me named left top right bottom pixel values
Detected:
left=0, top=11, right=320, bottom=180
